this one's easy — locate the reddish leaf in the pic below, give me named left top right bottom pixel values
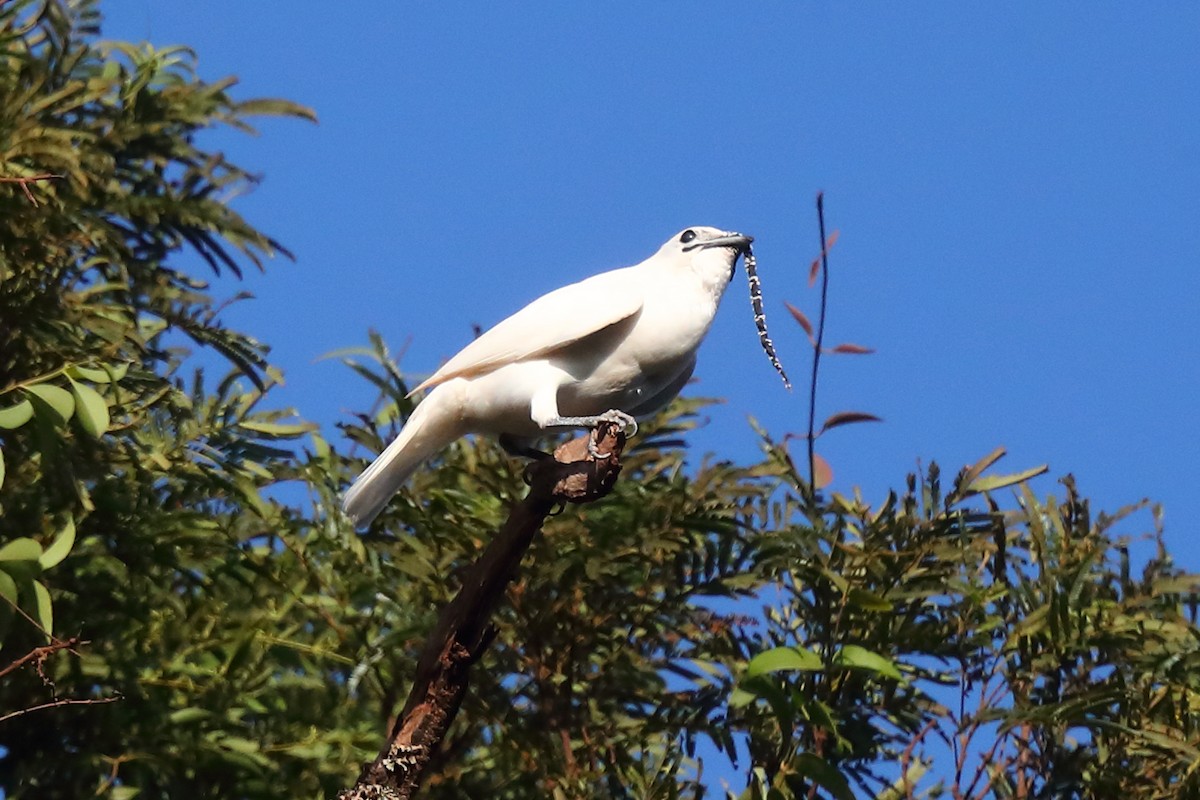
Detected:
left=830, top=342, right=875, bottom=355
left=813, top=452, right=834, bottom=489
left=807, top=230, right=840, bottom=287
left=819, top=411, right=883, bottom=435
left=784, top=301, right=815, bottom=338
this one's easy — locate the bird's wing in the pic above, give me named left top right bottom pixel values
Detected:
left=409, top=266, right=644, bottom=395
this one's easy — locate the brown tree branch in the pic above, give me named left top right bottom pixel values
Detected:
left=338, top=423, right=627, bottom=800
left=0, top=173, right=64, bottom=206
left=0, top=694, right=121, bottom=725
left=0, top=637, right=84, bottom=682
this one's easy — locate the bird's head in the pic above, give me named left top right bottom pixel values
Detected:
left=651, top=226, right=754, bottom=293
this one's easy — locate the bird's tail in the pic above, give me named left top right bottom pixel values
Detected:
left=341, top=391, right=465, bottom=526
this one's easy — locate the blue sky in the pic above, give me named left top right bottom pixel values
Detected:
left=101, top=5, right=1197, bottom=574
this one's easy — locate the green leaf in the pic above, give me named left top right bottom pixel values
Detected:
left=0, top=399, right=34, bottom=429
left=110, top=786, right=141, bottom=800
left=217, top=735, right=263, bottom=755
left=728, top=687, right=757, bottom=709
left=238, top=419, right=318, bottom=437
left=958, top=445, right=1007, bottom=493
left=67, top=377, right=110, bottom=437
left=169, top=707, right=212, bottom=724
left=0, top=445, right=4, bottom=490
left=968, top=463, right=1050, bottom=494
left=746, top=645, right=823, bottom=678
left=832, top=645, right=902, bottom=680
left=281, top=741, right=331, bottom=759
left=0, top=538, right=43, bottom=563
left=67, top=363, right=129, bottom=383
left=0, top=569, right=16, bottom=606
left=38, top=517, right=76, bottom=569
left=31, top=579, right=52, bottom=639
left=846, top=587, right=893, bottom=612
left=235, top=97, right=318, bottom=122
left=310, top=432, right=330, bottom=459
left=24, top=383, right=75, bottom=423
left=789, top=753, right=855, bottom=800
left=0, top=569, right=17, bottom=648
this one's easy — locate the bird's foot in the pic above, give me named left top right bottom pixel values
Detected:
left=588, top=410, right=637, bottom=458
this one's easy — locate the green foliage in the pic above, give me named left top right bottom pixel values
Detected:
left=726, top=441, right=1200, bottom=800
left=2, top=4, right=1198, bottom=800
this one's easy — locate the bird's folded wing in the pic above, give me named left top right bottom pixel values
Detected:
left=409, top=266, right=644, bottom=395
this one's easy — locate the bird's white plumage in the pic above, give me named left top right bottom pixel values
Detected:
left=342, top=226, right=751, bottom=526
left=410, top=267, right=644, bottom=394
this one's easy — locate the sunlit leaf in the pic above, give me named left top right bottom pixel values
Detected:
left=169, top=708, right=213, bottom=725
left=832, top=644, right=902, bottom=680
left=958, top=445, right=1007, bottom=493
left=238, top=419, right=319, bottom=437
left=31, top=579, right=52, bottom=639
left=38, top=516, right=76, bottom=569
left=0, top=399, right=34, bottom=429
left=745, top=645, right=822, bottom=678
left=0, top=568, right=16, bottom=647
left=68, top=377, right=110, bottom=438
left=0, top=538, right=43, bottom=563
left=217, top=735, right=266, bottom=758
left=728, top=687, right=757, bottom=709
left=968, top=463, right=1050, bottom=494
left=24, top=382, right=75, bottom=423
left=67, top=363, right=129, bottom=383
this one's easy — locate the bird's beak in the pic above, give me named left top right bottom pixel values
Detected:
left=699, top=232, right=753, bottom=252
left=686, top=231, right=748, bottom=253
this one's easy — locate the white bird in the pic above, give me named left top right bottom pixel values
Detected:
left=342, top=226, right=753, bottom=526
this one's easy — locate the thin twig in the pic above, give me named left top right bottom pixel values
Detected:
left=807, top=192, right=831, bottom=488
left=0, top=173, right=64, bottom=206
left=0, top=694, right=121, bottom=725
left=900, top=719, right=938, bottom=799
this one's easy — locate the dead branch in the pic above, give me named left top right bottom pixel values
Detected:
left=338, top=423, right=627, bottom=800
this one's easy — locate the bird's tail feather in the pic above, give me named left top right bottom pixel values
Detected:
left=341, top=396, right=463, bottom=526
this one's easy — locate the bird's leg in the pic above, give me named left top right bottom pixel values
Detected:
left=530, top=388, right=637, bottom=458
left=538, top=410, right=637, bottom=458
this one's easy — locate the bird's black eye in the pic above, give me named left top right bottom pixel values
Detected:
left=680, top=229, right=697, bottom=244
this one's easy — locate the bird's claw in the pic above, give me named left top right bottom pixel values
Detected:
left=588, top=410, right=637, bottom=459
left=587, top=429, right=610, bottom=459
left=598, top=409, right=637, bottom=437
